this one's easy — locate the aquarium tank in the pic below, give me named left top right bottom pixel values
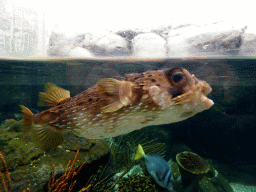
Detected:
left=0, top=0, right=256, bottom=192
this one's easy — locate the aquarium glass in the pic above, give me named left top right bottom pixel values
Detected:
left=0, top=1, right=256, bottom=192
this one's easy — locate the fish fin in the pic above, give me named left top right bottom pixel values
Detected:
left=134, top=144, right=145, bottom=160
left=31, top=124, right=63, bottom=151
left=20, top=105, right=34, bottom=133
left=38, top=83, right=70, bottom=106
left=101, top=101, right=124, bottom=113
left=97, top=78, right=121, bottom=94
left=97, top=78, right=135, bottom=113
left=119, top=81, right=134, bottom=105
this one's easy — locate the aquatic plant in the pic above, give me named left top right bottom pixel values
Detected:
left=47, top=150, right=91, bottom=192
left=0, top=152, right=11, bottom=192
left=109, top=133, right=166, bottom=174
left=116, top=174, right=157, bottom=192
left=85, top=162, right=116, bottom=192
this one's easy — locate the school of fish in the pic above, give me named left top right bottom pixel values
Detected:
left=20, top=67, right=214, bottom=151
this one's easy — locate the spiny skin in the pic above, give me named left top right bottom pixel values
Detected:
left=31, top=67, right=214, bottom=139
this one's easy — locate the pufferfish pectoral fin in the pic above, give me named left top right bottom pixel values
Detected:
left=100, top=101, right=124, bottom=113
left=38, top=82, right=70, bottom=106
left=31, top=124, right=63, bottom=151
left=97, top=78, right=135, bottom=113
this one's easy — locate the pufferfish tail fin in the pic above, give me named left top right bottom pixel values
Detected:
left=38, top=83, right=70, bottom=106
left=134, top=144, right=146, bottom=160
left=97, top=78, right=135, bottom=113
left=20, top=105, right=63, bottom=151
left=20, top=105, right=34, bottom=133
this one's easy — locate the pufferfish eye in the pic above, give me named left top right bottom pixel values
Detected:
left=172, top=72, right=184, bottom=83
left=165, top=67, right=187, bottom=86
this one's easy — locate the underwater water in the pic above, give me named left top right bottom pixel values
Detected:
left=0, top=57, right=256, bottom=192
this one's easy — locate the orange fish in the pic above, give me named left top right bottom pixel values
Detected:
left=20, top=67, right=214, bottom=151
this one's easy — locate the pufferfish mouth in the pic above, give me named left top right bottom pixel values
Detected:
left=171, top=80, right=214, bottom=110
left=198, top=81, right=214, bottom=109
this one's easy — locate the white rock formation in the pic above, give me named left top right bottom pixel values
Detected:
left=69, top=47, right=94, bottom=58
left=47, top=32, right=72, bottom=57
left=132, top=33, right=167, bottom=58
left=167, top=23, right=246, bottom=57
left=238, top=26, right=256, bottom=56
left=94, top=33, right=129, bottom=56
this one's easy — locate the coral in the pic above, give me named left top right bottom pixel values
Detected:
left=0, top=119, right=110, bottom=191
left=116, top=174, right=157, bottom=192
left=176, top=151, right=210, bottom=188
left=47, top=150, right=91, bottom=192
left=0, top=152, right=11, bottom=192
left=1, top=149, right=93, bottom=192
left=176, top=151, right=210, bottom=174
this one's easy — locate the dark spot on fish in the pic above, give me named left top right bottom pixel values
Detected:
left=88, top=98, right=92, bottom=102
left=148, top=75, right=152, bottom=77
left=125, top=78, right=128, bottom=81
left=134, top=77, right=139, bottom=80
left=141, top=75, right=144, bottom=78
left=156, top=84, right=161, bottom=86
left=96, top=98, right=100, bottom=101
left=151, top=79, right=156, bottom=82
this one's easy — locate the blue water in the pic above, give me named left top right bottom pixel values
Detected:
left=0, top=57, right=256, bottom=191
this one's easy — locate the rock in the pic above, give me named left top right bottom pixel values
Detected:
left=69, top=47, right=94, bottom=58
left=0, top=119, right=110, bottom=191
left=239, top=26, right=256, bottom=56
left=115, top=24, right=171, bottom=41
left=82, top=31, right=110, bottom=47
left=47, top=32, right=72, bottom=57
left=167, top=23, right=246, bottom=57
left=116, top=29, right=140, bottom=42
left=132, top=33, right=167, bottom=58
left=73, top=32, right=129, bottom=56
left=94, top=33, right=129, bottom=56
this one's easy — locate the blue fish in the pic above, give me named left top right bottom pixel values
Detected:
left=134, top=144, right=174, bottom=191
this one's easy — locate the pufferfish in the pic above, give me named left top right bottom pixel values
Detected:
left=20, top=67, right=214, bottom=151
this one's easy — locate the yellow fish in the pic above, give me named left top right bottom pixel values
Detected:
left=20, top=67, right=214, bottom=151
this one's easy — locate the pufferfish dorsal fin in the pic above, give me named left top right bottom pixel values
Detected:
left=38, top=83, right=70, bottom=106
left=97, top=78, right=135, bottom=113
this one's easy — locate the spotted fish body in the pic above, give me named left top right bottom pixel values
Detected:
left=21, top=67, right=213, bottom=150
